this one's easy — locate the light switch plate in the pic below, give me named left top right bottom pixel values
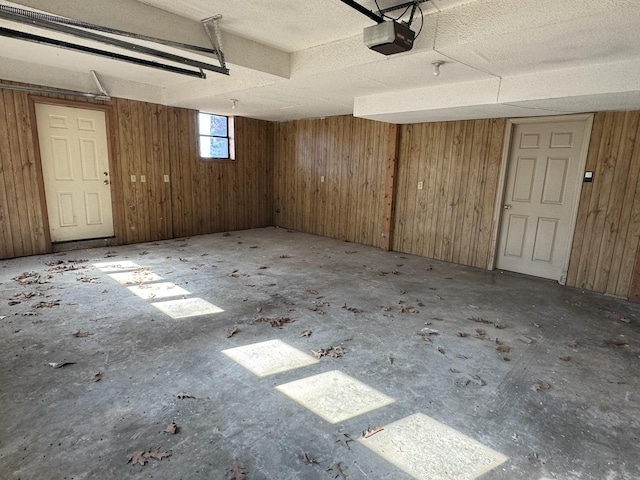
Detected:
left=130, top=175, right=136, bottom=183
left=418, top=181, right=424, bottom=190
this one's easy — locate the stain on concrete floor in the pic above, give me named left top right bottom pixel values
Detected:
left=0, top=227, right=638, bottom=479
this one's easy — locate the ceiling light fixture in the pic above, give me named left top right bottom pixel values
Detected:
left=230, top=99, right=238, bottom=110
left=432, top=60, right=444, bottom=76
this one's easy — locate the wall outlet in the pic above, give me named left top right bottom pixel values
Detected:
left=140, top=175, right=146, bottom=183
left=164, top=175, right=170, bottom=183
left=130, top=175, right=136, bottom=183
left=321, top=175, right=325, bottom=183
left=418, top=181, right=424, bottom=190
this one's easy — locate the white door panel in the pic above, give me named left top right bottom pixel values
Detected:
left=496, top=120, right=590, bottom=281
left=36, top=104, right=114, bottom=242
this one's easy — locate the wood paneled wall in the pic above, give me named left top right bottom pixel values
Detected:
left=168, top=110, right=274, bottom=238
left=393, top=119, right=506, bottom=268
left=274, top=116, right=389, bottom=248
left=0, top=82, right=273, bottom=259
left=567, top=111, right=640, bottom=297
left=0, top=88, right=49, bottom=258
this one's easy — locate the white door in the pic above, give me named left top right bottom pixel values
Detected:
left=496, top=119, right=590, bottom=282
left=36, top=104, right=114, bottom=242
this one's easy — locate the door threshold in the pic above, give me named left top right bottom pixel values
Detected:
left=52, top=237, right=117, bottom=253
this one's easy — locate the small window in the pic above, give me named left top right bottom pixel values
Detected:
left=198, top=112, right=234, bottom=160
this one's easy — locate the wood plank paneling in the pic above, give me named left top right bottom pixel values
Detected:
left=167, top=113, right=274, bottom=238
left=273, top=116, right=389, bottom=248
left=567, top=111, right=640, bottom=298
left=393, top=119, right=506, bottom=269
left=1, top=80, right=273, bottom=259
left=0, top=87, right=49, bottom=258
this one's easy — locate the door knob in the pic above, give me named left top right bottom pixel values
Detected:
left=103, top=171, right=109, bottom=176
left=103, top=179, right=110, bottom=185
left=503, top=204, right=511, bottom=210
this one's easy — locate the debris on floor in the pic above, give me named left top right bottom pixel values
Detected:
left=176, top=392, right=195, bottom=399
left=164, top=421, right=178, bottom=434
left=227, top=464, right=247, bottom=479
left=127, top=448, right=172, bottom=466
left=531, top=380, right=551, bottom=392
left=299, top=452, right=317, bottom=464
left=312, top=346, right=345, bottom=359
left=333, top=432, right=352, bottom=449
left=256, top=316, right=295, bottom=328
left=227, top=326, right=241, bottom=338
left=362, top=426, right=384, bottom=438
left=48, top=362, right=74, bottom=369
left=327, top=461, right=348, bottom=479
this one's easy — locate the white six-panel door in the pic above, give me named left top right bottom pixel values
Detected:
left=36, top=104, right=114, bottom=242
left=496, top=119, right=590, bottom=282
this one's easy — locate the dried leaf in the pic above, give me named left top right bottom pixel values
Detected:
left=333, top=432, right=352, bottom=449
left=256, top=316, right=294, bottom=328
left=164, top=421, right=178, bottom=434
left=475, top=328, right=488, bottom=340
left=496, top=345, right=511, bottom=353
left=227, top=464, right=247, bottom=480
left=457, top=332, right=469, bottom=337
left=604, top=338, right=627, bottom=346
left=469, top=304, right=479, bottom=309
left=299, top=452, right=317, bottom=464
left=227, top=326, right=240, bottom=338
left=92, top=372, right=103, bottom=382
left=127, top=450, right=148, bottom=466
left=469, top=317, right=491, bottom=324
left=177, top=392, right=195, bottom=399
left=78, top=276, right=100, bottom=283
left=619, top=317, right=631, bottom=324
left=301, top=329, right=312, bottom=337
left=327, top=462, right=347, bottom=480
left=518, top=336, right=533, bottom=344
left=495, top=338, right=504, bottom=345
left=73, top=331, right=93, bottom=338
left=35, top=300, right=60, bottom=308
left=313, top=346, right=345, bottom=359
left=342, top=304, right=362, bottom=314
left=48, top=362, right=74, bottom=369
left=437, top=347, right=446, bottom=355
left=8, top=300, right=21, bottom=306
left=560, top=355, right=571, bottom=361
left=362, top=426, right=384, bottom=438
left=146, top=448, right=172, bottom=461
left=527, top=452, right=539, bottom=463
left=279, top=254, right=291, bottom=259
left=494, top=324, right=508, bottom=329
left=470, top=374, right=486, bottom=386
left=566, top=340, right=578, bottom=348
left=461, top=379, right=471, bottom=386
left=400, top=305, right=419, bottom=314
left=380, top=305, right=392, bottom=311
left=531, top=380, right=551, bottom=392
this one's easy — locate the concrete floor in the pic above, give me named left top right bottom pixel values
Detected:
left=0, top=227, right=638, bottom=480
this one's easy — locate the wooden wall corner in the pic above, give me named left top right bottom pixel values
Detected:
left=381, top=123, right=400, bottom=252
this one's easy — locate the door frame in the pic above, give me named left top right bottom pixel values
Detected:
left=29, top=96, right=122, bottom=246
left=487, top=113, right=594, bottom=283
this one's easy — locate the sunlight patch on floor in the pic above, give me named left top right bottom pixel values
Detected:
left=108, top=270, right=163, bottom=285
left=222, top=339, right=319, bottom=377
left=93, top=260, right=142, bottom=272
left=127, top=282, right=190, bottom=299
left=151, top=298, right=223, bottom=318
left=276, top=370, right=395, bottom=424
left=359, top=413, right=508, bottom=480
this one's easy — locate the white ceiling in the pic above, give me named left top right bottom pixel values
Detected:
left=1, top=0, right=639, bottom=123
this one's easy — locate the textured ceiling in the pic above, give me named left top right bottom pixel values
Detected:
left=0, top=0, right=639, bottom=123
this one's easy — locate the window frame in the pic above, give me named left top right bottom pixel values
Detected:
left=197, top=112, right=235, bottom=161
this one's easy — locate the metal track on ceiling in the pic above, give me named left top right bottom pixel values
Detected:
left=0, top=4, right=229, bottom=78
